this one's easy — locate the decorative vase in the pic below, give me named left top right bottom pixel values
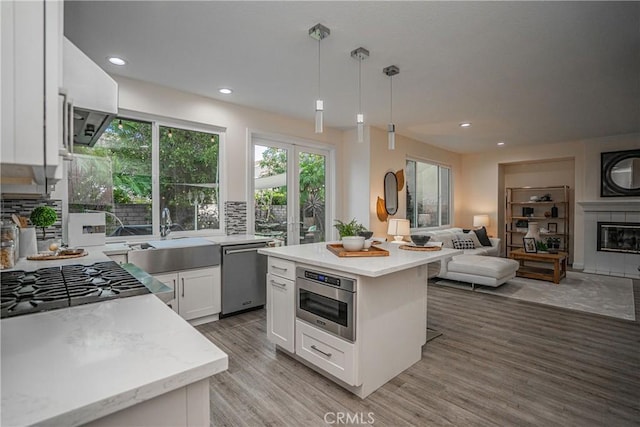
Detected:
left=525, top=222, right=540, bottom=241
left=551, top=205, right=558, bottom=218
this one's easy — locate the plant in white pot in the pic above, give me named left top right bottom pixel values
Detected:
left=30, top=206, right=58, bottom=251
left=334, top=218, right=370, bottom=251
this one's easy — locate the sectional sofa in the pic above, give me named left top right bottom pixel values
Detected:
left=422, top=227, right=519, bottom=288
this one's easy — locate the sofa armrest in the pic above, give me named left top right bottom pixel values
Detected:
left=486, top=238, right=501, bottom=256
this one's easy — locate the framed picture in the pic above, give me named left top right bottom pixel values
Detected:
left=601, top=149, right=640, bottom=197
left=523, top=237, right=537, bottom=253
left=548, top=222, right=557, bottom=233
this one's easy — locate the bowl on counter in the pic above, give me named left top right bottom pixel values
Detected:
left=358, top=231, right=374, bottom=240
left=410, top=234, right=431, bottom=246
left=342, top=236, right=365, bottom=251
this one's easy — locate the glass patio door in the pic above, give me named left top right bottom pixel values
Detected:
left=252, top=139, right=329, bottom=246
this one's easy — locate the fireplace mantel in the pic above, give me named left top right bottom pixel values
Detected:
left=578, top=200, right=640, bottom=212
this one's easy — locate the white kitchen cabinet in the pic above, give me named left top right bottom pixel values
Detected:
left=295, top=319, right=357, bottom=386
left=154, top=267, right=221, bottom=322
left=266, top=268, right=295, bottom=353
left=1, top=0, right=66, bottom=190
left=154, top=272, right=179, bottom=314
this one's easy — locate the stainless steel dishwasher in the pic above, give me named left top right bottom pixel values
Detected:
left=221, top=241, right=268, bottom=317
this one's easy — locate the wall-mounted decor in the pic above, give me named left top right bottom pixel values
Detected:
left=601, top=149, right=640, bottom=197
left=384, top=171, right=398, bottom=215
left=376, top=197, right=388, bottom=222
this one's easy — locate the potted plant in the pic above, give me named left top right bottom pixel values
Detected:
left=333, top=218, right=366, bottom=239
left=30, top=206, right=58, bottom=250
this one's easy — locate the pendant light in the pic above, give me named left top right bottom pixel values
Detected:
left=351, top=47, right=369, bottom=143
left=309, top=24, right=330, bottom=133
left=383, top=65, right=399, bottom=150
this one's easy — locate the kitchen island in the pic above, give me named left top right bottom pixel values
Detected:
left=258, top=241, right=461, bottom=398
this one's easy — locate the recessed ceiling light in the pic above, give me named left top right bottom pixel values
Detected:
left=108, top=56, right=127, bottom=66
left=459, top=122, right=471, bottom=128
left=497, top=141, right=505, bottom=146
left=219, top=88, right=233, bottom=95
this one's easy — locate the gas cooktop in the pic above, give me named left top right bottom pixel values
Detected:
left=1, top=261, right=150, bottom=319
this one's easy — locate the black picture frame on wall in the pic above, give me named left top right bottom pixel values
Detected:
left=601, top=149, right=640, bottom=197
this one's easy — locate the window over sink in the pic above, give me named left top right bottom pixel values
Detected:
left=68, top=117, right=222, bottom=237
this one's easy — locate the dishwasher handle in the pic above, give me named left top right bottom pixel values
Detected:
left=224, top=244, right=268, bottom=256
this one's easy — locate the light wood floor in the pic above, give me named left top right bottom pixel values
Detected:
left=197, top=280, right=640, bottom=426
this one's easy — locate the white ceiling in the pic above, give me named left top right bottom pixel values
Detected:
left=64, top=1, right=640, bottom=154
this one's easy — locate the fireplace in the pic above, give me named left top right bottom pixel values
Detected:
left=597, top=222, right=640, bottom=254
left=578, top=200, right=640, bottom=278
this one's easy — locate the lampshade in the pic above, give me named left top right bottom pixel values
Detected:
left=473, top=214, right=490, bottom=228
left=387, top=219, right=410, bottom=243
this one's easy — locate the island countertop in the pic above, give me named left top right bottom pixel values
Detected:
left=1, top=294, right=228, bottom=427
left=258, top=242, right=461, bottom=277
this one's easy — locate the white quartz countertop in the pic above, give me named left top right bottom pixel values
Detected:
left=8, top=248, right=112, bottom=271
left=1, top=294, right=228, bottom=427
left=259, top=242, right=462, bottom=277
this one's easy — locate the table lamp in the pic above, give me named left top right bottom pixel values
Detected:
left=473, top=214, right=490, bottom=228
left=387, top=219, right=410, bottom=243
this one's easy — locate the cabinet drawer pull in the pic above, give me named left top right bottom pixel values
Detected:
left=271, top=265, right=287, bottom=271
left=271, top=280, right=287, bottom=288
left=310, top=345, right=332, bottom=357
left=181, top=278, right=185, bottom=297
left=173, top=279, right=177, bottom=299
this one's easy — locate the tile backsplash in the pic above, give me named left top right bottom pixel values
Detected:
left=0, top=198, right=63, bottom=241
left=225, top=201, right=247, bottom=235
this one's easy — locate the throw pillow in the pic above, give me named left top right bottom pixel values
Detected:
left=473, top=226, right=492, bottom=247
left=452, top=237, right=476, bottom=250
left=457, top=232, right=482, bottom=248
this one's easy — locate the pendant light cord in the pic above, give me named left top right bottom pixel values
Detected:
left=317, top=39, right=321, bottom=99
left=358, top=58, right=362, bottom=112
left=390, top=75, right=393, bottom=123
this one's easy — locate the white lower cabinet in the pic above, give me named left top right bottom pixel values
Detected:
left=266, top=272, right=295, bottom=353
left=154, top=272, right=179, bottom=314
left=154, top=267, right=220, bottom=321
left=296, top=320, right=358, bottom=386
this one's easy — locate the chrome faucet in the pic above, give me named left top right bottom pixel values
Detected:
left=160, top=208, right=172, bottom=238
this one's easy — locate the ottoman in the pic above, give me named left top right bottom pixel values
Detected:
left=439, top=255, right=519, bottom=289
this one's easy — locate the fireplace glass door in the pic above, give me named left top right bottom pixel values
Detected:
left=597, top=222, right=640, bottom=254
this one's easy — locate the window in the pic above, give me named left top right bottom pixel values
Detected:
left=406, top=159, right=451, bottom=228
left=68, top=117, right=221, bottom=237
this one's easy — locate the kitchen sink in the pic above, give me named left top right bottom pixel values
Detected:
left=127, top=238, right=220, bottom=274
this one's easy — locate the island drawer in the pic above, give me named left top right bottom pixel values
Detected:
left=295, top=320, right=358, bottom=386
left=268, top=258, right=295, bottom=281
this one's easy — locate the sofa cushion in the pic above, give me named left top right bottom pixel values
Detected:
left=462, top=247, right=492, bottom=256
left=472, top=226, right=492, bottom=247
left=453, top=238, right=475, bottom=250
left=448, top=255, right=519, bottom=277
left=460, top=232, right=482, bottom=248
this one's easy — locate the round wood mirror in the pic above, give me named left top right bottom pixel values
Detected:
left=384, top=171, right=398, bottom=215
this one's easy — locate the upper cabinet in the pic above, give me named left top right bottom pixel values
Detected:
left=1, top=0, right=65, bottom=194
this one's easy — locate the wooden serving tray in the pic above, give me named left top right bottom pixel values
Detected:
left=326, top=243, right=389, bottom=257
left=27, top=249, right=88, bottom=260
left=399, top=244, right=442, bottom=252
